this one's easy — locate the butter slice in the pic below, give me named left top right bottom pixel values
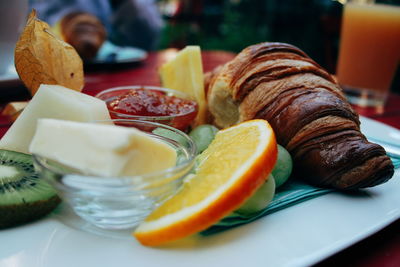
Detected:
left=159, top=46, right=206, bottom=125
left=0, top=84, right=111, bottom=154
left=29, top=119, right=177, bottom=177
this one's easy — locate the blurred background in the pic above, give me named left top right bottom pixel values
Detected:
left=29, top=0, right=400, bottom=93
left=155, top=0, right=399, bottom=93
left=158, top=0, right=344, bottom=73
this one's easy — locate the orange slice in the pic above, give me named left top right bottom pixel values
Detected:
left=133, top=119, right=278, bottom=246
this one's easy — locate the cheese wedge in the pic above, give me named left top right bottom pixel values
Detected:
left=0, top=84, right=111, bottom=154
left=159, top=46, right=206, bottom=125
left=29, top=119, right=177, bottom=177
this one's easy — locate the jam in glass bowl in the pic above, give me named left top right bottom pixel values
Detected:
left=95, top=86, right=198, bottom=131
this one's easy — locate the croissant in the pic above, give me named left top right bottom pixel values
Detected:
left=58, top=12, right=106, bottom=60
left=205, top=42, right=394, bottom=190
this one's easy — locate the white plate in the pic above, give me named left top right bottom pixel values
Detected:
left=0, top=64, right=21, bottom=88
left=360, top=116, right=400, bottom=157
left=0, top=117, right=399, bottom=267
left=86, top=41, right=148, bottom=66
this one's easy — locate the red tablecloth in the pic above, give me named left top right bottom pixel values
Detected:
left=0, top=50, right=399, bottom=266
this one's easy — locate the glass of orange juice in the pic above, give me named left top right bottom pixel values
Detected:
left=336, top=0, right=400, bottom=107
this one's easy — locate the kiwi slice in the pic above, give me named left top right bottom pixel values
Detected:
left=0, top=149, right=61, bottom=228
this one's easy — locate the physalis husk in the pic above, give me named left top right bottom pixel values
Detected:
left=14, top=10, right=84, bottom=96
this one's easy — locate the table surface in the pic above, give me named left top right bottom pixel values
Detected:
left=0, top=49, right=399, bottom=267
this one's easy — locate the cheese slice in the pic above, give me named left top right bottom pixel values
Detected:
left=0, top=84, right=111, bottom=154
left=159, top=46, right=206, bottom=125
left=29, top=119, right=177, bottom=177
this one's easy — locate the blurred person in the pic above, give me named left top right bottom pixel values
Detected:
left=30, top=0, right=164, bottom=51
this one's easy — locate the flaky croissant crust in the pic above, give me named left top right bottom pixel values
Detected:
left=206, top=42, right=394, bottom=190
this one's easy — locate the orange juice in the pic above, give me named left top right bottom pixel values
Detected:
left=336, top=3, right=400, bottom=106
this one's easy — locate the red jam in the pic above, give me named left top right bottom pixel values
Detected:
left=107, top=88, right=198, bottom=131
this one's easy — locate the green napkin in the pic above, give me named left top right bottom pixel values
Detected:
left=201, top=179, right=333, bottom=235
left=391, top=157, right=400, bottom=169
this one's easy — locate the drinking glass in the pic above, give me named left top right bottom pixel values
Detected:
left=336, top=0, right=400, bottom=107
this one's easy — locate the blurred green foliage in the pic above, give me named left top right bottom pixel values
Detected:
left=158, top=0, right=343, bottom=72
left=157, top=0, right=399, bottom=91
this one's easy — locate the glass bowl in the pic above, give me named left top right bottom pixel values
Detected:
left=33, top=119, right=197, bottom=230
left=95, top=86, right=198, bottom=131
